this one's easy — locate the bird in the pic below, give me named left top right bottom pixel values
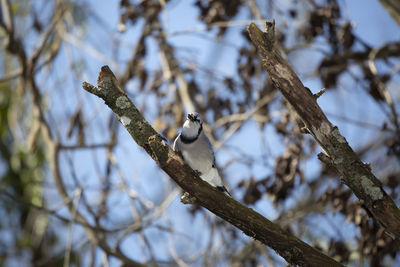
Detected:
left=173, top=112, right=231, bottom=196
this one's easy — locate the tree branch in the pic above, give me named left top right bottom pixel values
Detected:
left=247, top=22, right=400, bottom=240
left=82, top=66, right=344, bottom=267
left=380, top=0, right=400, bottom=26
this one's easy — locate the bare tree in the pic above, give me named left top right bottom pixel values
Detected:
left=0, top=0, right=399, bottom=266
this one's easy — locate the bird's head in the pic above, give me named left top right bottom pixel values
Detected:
left=182, top=112, right=203, bottom=138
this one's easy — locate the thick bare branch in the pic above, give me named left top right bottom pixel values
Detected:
left=380, top=0, right=400, bottom=25
left=82, top=66, right=344, bottom=267
left=247, top=22, right=400, bottom=239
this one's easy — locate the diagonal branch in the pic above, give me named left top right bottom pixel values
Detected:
left=82, top=66, right=344, bottom=267
left=379, top=0, right=400, bottom=26
left=247, top=21, right=400, bottom=240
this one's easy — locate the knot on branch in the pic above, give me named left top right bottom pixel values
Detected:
left=180, top=192, right=197, bottom=205
left=148, top=134, right=169, bottom=166
left=330, top=126, right=347, bottom=144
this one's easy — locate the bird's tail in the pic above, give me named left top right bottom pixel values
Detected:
left=200, top=168, right=232, bottom=197
left=217, top=185, right=231, bottom=196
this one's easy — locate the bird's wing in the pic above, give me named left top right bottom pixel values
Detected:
left=203, top=134, right=216, bottom=166
left=172, top=134, right=180, bottom=152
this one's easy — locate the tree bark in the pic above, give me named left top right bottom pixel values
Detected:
left=380, top=0, right=400, bottom=26
left=247, top=21, right=400, bottom=240
left=82, top=66, right=344, bottom=267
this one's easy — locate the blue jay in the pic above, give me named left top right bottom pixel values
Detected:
left=173, top=112, right=231, bottom=196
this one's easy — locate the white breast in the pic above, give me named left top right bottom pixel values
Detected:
left=181, top=144, right=212, bottom=174
left=180, top=134, right=212, bottom=170
left=177, top=132, right=224, bottom=187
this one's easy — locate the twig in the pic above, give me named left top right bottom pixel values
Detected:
left=367, top=46, right=400, bottom=135
left=167, top=19, right=266, bottom=37
left=64, top=188, right=82, bottom=267
left=213, top=91, right=276, bottom=150
left=157, top=31, right=195, bottom=112
left=313, top=88, right=326, bottom=99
